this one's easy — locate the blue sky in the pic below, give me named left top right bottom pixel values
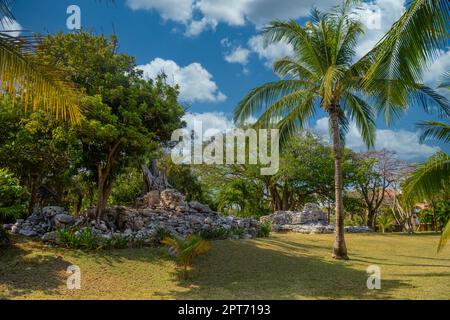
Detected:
left=6, top=0, right=450, bottom=160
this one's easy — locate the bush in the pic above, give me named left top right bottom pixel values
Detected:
left=57, top=227, right=131, bottom=251
left=230, top=227, right=246, bottom=238
left=199, top=227, right=230, bottom=240
left=376, top=214, right=394, bottom=233
left=258, top=222, right=272, bottom=238
left=0, top=168, right=28, bottom=223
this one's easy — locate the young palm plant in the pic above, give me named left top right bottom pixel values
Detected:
left=162, top=234, right=211, bottom=280
left=0, top=0, right=82, bottom=122
left=234, top=1, right=449, bottom=259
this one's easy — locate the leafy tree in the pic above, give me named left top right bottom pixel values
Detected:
left=0, top=168, right=28, bottom=222
left=354, top=150, right=410, bottom=228
left=35, top=32, right=185, bottom=220
left=0, top=97, right=76, bottom=213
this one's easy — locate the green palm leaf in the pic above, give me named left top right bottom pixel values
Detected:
left=402, top=152, right=450, bottom=203
left=417, top=121, right=450, bottom=143
left=0, top=0, right=83, bottom=123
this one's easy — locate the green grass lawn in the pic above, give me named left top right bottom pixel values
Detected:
left=1, top=233, right=449, bottom=300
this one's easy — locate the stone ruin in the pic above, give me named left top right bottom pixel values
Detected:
left=261, top=203, right=372, bottom=234
left=4, top=189, right=262, bottom=245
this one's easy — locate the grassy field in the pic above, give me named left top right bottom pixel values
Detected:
left=0, top=233, right=449, bottom=300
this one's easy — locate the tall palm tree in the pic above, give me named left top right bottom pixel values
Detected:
left=0, top=0, right=82, bottom=122
left=234, top=1, right=449, bottom=259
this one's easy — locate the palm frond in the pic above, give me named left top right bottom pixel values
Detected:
left=262, top=20, right=325, bottom=74
left=341, top=93, right=376, bottom=148
left=402, top=152, right=450, bottom=203
left=417, top=121, right=450, bottom=144
left=363, top=0, right=449, bottom=89
left=438, top=220, right=450, bottom=253
left=0, top=34, right=83, bottom=122
left=0, top=0, right=14, bottom=20
left=234, top=80, right=308, bottom=123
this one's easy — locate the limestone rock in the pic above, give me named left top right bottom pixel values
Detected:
left=41, top=231, right=58, bottom=242
left=54, top=214, right=75, bottom=227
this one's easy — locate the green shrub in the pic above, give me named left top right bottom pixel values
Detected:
left=198, top=227, right=230, bottom=240
left=105, top=234, right=131, bottom=249
left=57, top=227, right=134, bottom=250
left=376, top=215, right=394, bottom=233
left=230, top=227, right=246, bottom=238
left=0, top=168, right=28, bottom=223
left=258, top=222, right=272, bottom=238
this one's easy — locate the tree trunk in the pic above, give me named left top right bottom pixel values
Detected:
left=367, top=209, right=376, bottom=229
left=331, top=109, right=348, bottom=260
left=95, top=140, right=122, bottom=221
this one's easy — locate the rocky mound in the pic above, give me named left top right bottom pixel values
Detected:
left=260, top=203, right=372, bottom=234
left=4, top=189, right=261, bottom=244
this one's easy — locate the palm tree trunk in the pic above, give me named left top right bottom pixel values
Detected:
left=331, top=110, right=349, bottom=260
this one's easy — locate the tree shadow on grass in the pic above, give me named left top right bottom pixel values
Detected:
left=155, top=238, right=411, bottom=300
left=0, top=236, right=72, bottom=299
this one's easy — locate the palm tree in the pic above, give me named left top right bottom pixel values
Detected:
left=0, top=1, right=82, bottom=122
left=234, top=1, right=449, bottom=259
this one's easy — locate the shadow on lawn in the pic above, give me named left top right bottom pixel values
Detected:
left=157, top=238, right=411, bottom=300
left=0, top=237, right=72, bottom=299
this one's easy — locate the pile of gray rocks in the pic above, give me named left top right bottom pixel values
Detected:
left=4, top=189, right=262, bottom=244
left=260, top=203, right=372, bottom=234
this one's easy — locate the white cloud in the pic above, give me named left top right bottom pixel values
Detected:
left=314, top=117, right=440, bottom=161
left=423, top=50, right=450, bottom=87
left=225, top=46, right=251, bottom=65
left=138, top=58, right=226, bottom=103
left=126, top=0, right=194, bottom=22
left=248, top=35, right=294, bottom=68
left=185, top=17, right=218, bottom=37
left=0, top=17, right=22, bottom=37
left=352, top=0, right=405, bottom=58
left=126, top=0, right=338, bottom=36
left=183, top=112, right=234, bottom=138
left=183, top=112, right=259, bottom=138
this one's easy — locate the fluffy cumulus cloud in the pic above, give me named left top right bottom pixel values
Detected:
left=422, top=50, right=450, bottom=87
left=126, top=0, right=337, bottom=36
left=183, top=112, right=234, bottom=137
left=314, top=117, right=440, bottom=161
left=224, top=46, right=251, bottom=65
left=0, top=17, right=22, bottom=37
left=248, top=35, right=294, bottom=68
left=137, top=58, right=226, bottom=103
left=126, top=0, right=194, bottom=22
